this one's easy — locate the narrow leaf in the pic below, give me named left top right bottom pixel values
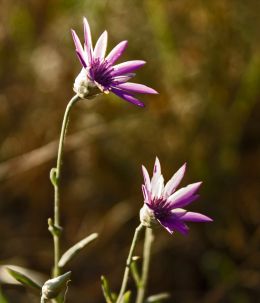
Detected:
left=0, top=287, right=9, bottom=303
left=58, top=233, right=98, bottom=268
left=7, top=268, right=41, bottom=290
left=145, top=293, right=170, bottom=303
left=122, top=291, right=131, bottom=303
left=111, top=293, right=118, bottom=302
left=49, top=168, right=58, bottom=187
left=101, top=275, right=114, bottom=303
left=130, top=257, right=141, bottom=287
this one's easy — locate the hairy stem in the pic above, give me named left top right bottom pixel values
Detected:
left=116, top=224, right=144, bottom=303
left=135, top=227, right=154, bottom=303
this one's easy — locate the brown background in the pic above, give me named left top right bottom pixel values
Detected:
left=0, top=0, right=259, bottom=302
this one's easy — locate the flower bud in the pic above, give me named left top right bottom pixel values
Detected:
left=73, top=69, right=100, bottom=99
left=41, top=271, right=71, bottom=300
left=139, top=204, right=158, bottom=228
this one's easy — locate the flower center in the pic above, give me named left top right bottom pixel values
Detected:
left=150, top=197, right=171, bottom=218
left=88, top=59, right=114, bottom=89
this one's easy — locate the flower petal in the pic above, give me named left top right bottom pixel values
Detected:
left=111, top=60, right=146, bottom=77
left=151, top=175, right=164, bottom=199
left=71, top=29, right=87, bottom=67
left=151, top=157, right=161, bottom=188
left=111, top=87, right=145, bottom=107
left=75, top=51, right=87, bottom=68
left=113, top=74, right=136, bottom=84
left=94, top=30, right=108, bottom=61
left=83, top=17, right=93, bottom=64
left=142, top=165, right=151, bottom=192
left=170, top=208, right=187, bottom=217
left=142, top=185, right=150, bottom=204
left=181, top=211, right=213, bottom=222
left=167, top=182, right=202, bottom=208
left=163, top=163, right=187, bottom=198
left=168, top=194, right=200, bottom=210
left=158, top=216, right=189, bottom=235
left=116, top=82, right=158, bottom=94
left=153, top=157, right=161, bottom=175
left=106, top=40, right=128, bottom=65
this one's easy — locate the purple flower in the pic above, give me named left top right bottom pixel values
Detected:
left=140, top=157, right=213, bottom=235
left=71, top=17, right=158, bottom=106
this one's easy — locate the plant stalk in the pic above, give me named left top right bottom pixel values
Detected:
left=116, top=224, right=144, bottom=303
left=52, top=94, right=80, bottom=278
left=135, top=227, right=154, bottom=303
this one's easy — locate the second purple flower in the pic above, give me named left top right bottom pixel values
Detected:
left=140, top=158, right=213, bottom=235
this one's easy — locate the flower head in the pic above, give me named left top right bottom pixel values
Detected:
left=140, top=157, right=213, bottom=235
left=71, top=17, right=158, bottom=106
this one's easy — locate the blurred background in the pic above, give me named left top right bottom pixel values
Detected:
left=0, top=0, right=259, bottom=302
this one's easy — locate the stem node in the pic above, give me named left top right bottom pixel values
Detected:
left=48, top=218, right=63, bottom=237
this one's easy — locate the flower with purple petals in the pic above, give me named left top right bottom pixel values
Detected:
left=71, top=17, right=158, bottom=106
left=140, top=158, right=213, bottom=235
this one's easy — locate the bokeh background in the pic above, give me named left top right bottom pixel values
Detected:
left=0, top=0, right=259, bottom=302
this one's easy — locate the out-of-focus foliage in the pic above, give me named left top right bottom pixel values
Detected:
left=0, top=0, right=259, bottom=302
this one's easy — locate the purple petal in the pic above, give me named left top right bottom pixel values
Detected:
left=170, top=208, right=187, bottom=217
left=142, top=185, right=150, bottom=203
left=94, top=30, right=108, bottom=61
left=111, top=60, right=146, bottom=77
left=71, top=29, right=87, bottom=67
left=168, top=194, right=200, bottom=209
left=151, top=157, right=161, bottom=188
left=163, top=163, right=187, bottom=198
left=167, top=182, right=202, bottom=208
left=153, top=157, right=161, bottom=175
left=113, top=74, right=136, bottom=84
left=142, top=165, right=151, bottom=191
left=116, top=82, right=158, bottom=94
left=76, top=51, right=87, bottom=68
left=181, top=211, right=213, bottom=222
left=83, top=17, right=93, bottom=64
left=158, top=217, right=189, bottom=235
left=106, top=40, right=128, bottom=65
left=111, top=87, right=145, bottom=107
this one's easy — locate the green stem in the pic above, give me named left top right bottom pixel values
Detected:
left=135, top=228, right=154, bottom=303
left=116, top=224, right=144, bottom=303
left=52, top=94, right=80, bottom=278
left=40, top=296, right=47, bottom=303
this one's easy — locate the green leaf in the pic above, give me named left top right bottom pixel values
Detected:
left=130, top=256, right=141, bottom=287
left=111, top=292, right=118, bottom=302
left=58, top=233, right=98, bottom=268
left=50, top=168, right=58, bottom=186
left=7, top=268, right=41, bottom=290
left=48, top=218, right=62, bottom=236
left=145, top=293, right=170, bottom=303
left=122, top=291, right=131, bottom=303
left=0, top=287, right=9, bottom=303
left=101, top=275, right=114, bottom=303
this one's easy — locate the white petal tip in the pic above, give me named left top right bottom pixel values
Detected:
left=206, top=217, right=213, bottom=222
left=155, top=156, right=160, bottom=165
